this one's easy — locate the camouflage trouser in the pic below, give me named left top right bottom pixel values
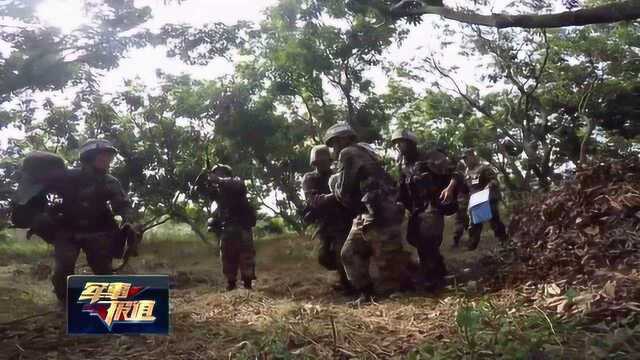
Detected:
left=220, top=225, right=256, bottom=283
left=341, top=215, right=413, bottom=293
left=316, top=225, right=351, bottom=288
left=452, top=197, right=469, bottom=246
left=52, top=231, right=115, bottom=302
left=468, top=201, right=507, bottom=250
left=408, top=209, right=446, bottom=284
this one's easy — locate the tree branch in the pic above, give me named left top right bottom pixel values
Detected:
left=390, top=0, right=640, bottom=29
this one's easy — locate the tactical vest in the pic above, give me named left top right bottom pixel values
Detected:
left=399, top=150, right=452, bottom=212
left=213, top=177, right=257, bottom=229
left=58, top=169, right=119, bottom=232
left=465, top=164, right=490, bottom=193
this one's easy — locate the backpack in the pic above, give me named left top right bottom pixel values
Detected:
left=10, top=151, right=66, bottom=228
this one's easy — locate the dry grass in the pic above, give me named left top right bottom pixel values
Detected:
left=0, top=222, right=638, bottom=359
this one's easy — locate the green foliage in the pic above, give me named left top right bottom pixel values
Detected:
left=0, top=0, right=152, bottom=103
left=411, top=300, right=569, bottom=359
left=255, top=217, right=287, bottom=238
left=0, top=230, right=52, bottom=264
left=232, top=321, right=301, bottom=360
left=1, top=0, right=639, bottom=235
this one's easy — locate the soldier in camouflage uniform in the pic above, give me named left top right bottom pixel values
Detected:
left=392, top=130, right=458, bottom=290
left=324, top=122, right=413, bottom=303
left=451, top=153, right=470, bottom=248
left=302, top=145, right=354, bottom=292
left=12, top=140, right=133, bottom=303
left=462, top=148, right=507, bottom=250
left=199, top=165, right=257, bottom=291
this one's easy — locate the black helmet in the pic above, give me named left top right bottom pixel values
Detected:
left=212, top=164, right=233, bottom=177
left=79, top=139, right=117, bottom=162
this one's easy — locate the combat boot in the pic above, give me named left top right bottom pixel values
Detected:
left=332, top=280, right=357, bottom=296
left=349, top=284, right=375, bottom=306
left=226, top=280, right=237, bottom=291
left=243, top=279, right=253, bottom=290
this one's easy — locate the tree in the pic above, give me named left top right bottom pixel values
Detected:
left=542, top=22, right=640, bottom=164
left=0, top=0, right=153, bottom=104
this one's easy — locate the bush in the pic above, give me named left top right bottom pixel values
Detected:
left=255, top=217, right=286, bottom=238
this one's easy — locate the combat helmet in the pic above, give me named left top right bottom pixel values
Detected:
left=79, top=139, right=117, bottom=162
left=309, top=145, right=331, bottom=166
left=390, top=129, right=418, bottom=144
left=212, top=164, right=233, bottom=177
left=323, top=122, right=357, bottom=147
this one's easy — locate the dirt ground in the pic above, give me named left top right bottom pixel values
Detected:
left=0, top=224, right=568, bottom=359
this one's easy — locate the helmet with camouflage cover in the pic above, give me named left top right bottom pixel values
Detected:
left=309, top=145, right=331, bottom=166
left=323, top=122, right=357, bottom=147
left=212, top=164, right=233, bottom=177
left=390, top=129, right=418, bottom=144
left=79, top=139, right=118, bottom=163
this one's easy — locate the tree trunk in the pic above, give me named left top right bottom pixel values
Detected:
left=579, top=115, right=596, bottom=167
left=390, top=0, right=640, bottom=29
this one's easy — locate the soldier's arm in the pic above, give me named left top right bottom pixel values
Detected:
left=301, top=173, right=319, bottom=204
left=396, top=166, right=412, bottom=210
left=106, top=175, right=133, bottom=221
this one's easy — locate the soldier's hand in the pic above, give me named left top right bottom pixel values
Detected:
left=439, top=187, right=454, bottom=203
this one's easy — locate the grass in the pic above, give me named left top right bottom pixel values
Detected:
left=1, top=222, right=639, bottom=359
left=0, top=229, right=53, bottom=265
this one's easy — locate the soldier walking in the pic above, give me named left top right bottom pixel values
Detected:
left=392, top=130, right=458, bottom=291
left=461, top=148, right=507, bottom=250
left=451, top=153, right=469, bottom=248
left=12, top=140, right=135, bottom=303
left=324, top=122, right=413, bottom=304
left=302, top=145, right=354, bottom=293
left=199, top=165, right=257, bottom=291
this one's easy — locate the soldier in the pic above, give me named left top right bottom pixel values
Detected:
left=451, top=152, right=470, bottom=248
left=462, top=148, right=507, bottom=250
left=324, top=122, right=413, bottom=304
left=301, top=145, right=354, bottom=293
left=199, top=165, right=257, bottom=291
left=392, top=130, right=458, bottom=291
left=12, top=140, right=134, bottom=303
